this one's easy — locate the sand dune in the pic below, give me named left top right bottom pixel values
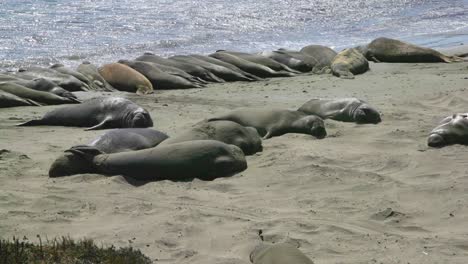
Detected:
left=1, top=61, right=468, bottom=263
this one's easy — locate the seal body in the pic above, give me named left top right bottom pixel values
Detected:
left=331, top=48, right=369, bottom=79
left=16, top=66, right=88, bottom=91
left=89, top=128, right=169, bottom=153
left=50, top=64, right=97, bottom=90
left=76, top=61, right=116, bottom=91
left=298, top=98, right=381, bottom=124
left=161, top=120, right=263, bottom=155
left=17, top=97, right=153, bottom=130
left=250, top=243, right=314, bottom=264
left=217, top=50, right=299, bottom=73
left=300, top=44, right=338, bottom=68
left=428, top=113, right=468, bottom=147
left=189, top=55, right=262, bottom=81
left=53, top=140, right=247, bottom=181
left=259, top=51, right=313, bottom=72
left=0, top=82, right=78, bottom=105
left=359, top=37, right=462, bottom=63
left=208, top=107, right=326, bottom=139
left=0, top=90, right=40, bottom=107
left=98, top=63, right=153, bottom=94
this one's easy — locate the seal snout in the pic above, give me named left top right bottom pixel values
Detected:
left=132, top=112, right=153, bottom=128
left=427, top=133, right=446, bottom=147
left=312, top=125, right=327, bottom=139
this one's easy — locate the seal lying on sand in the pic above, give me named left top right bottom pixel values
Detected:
left=119, top=60, right=203, bottom=89
left=258, top=51, right=313, bottom=72
left=189, top=55, right=262, bottom=81
left=298, top=98, right=381, bottom=124
left=300, top=44, right=337, bottom=68
left=0, top=82, right=79, bottom=105
left=331, top=48, right=369, bottom=79
left=50, top=64, right=98, bottom=90
left=217, top=50, right=299, bottom=73
left=98, top=63, right=153, bottom=94
left=357, top=37, right=463, bottom=63
left=0, top=90, right=41, bottom=107
left=428, top=113, right=468, bottom=147
left=208, top=108, right=326, bottom=139
left=16, top=66, right=89, bottom=91
left=3, top=76, right=77, bottom=100
left=250, top=243, right=314, bottom=264
left=76, top=61, right=116, bottom=91
left=50, top=140, right=247, bottom=181
left=18, top=97, right=153, bottom=130
left=161, top=120, right=262, bottom=155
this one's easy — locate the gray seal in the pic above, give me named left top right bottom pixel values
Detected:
left=1, top=75, right=77, bottom=100
left=17, top=96, right=153, bottom=130
left=331, top=48, right=369, bottom=79
left=250, top=243, right=314, bottom=264
left=16, top=66, right=89, bottom=91
left=0, top=82, right=79, bottom=105
left=258, top=51, right=313, bottom=72
left=188, top=55, right=262, bottom=81
left=357, top=37, right=463, bottom=63
left=208, top=107, right=326, bottom=139
left=118, top=60, right=203, bottom=89
left=50, top=64, right=98, bottom=90
left=76, top=61, right=116, bottom=92
left=136, top=53, right=225, bottom=83
left=428, top=113, right=468, bottom=147
left=300, top=44, right=338, bottom=68
left=0, top=90, right=41, bottom=108
left=216, top=50, right=299, bottom=73
left=50, top=140, right=247, bottom=181
left=161, top=120, right=263, bottom=155
left=298, top=98, right=381, bottom=124
left=209, top=52, right=295, bottom=78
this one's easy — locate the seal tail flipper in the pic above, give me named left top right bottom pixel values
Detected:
left=25, top=99, right=43, bottom=106
left=84, top=117, right=112, bottom=131
left=65, top=145, right=104, bottom=161
left=16, top=119, right=45, bottom=126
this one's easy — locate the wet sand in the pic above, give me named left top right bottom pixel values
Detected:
left=1, top=60, right=468, bottom=263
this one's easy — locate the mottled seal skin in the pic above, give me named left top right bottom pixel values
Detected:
left=98, top=63, right=153, bottom=94
left=358, top=37, right=463, bottom=63
left=217, top=50, right=300, bottom=73
left=331, top=48, right=369, bottom=79
left=298, top=98, right=381, bottom=124
left=209, top=52, right=295, bottom=78
left=51, top=140, right=247, bottom=181
left=118, top=60, right=203, bottom=89
left=0, top=90, right=41, bottom=107
left=0, top=82, right=79, bottom=105
left=17, top=97, right=153, bottom=130
left=136, top=53, right=225, bottom=83
left=258, top=51, right=313, bottom=72
left=170, top=55, right=256, bottom=82
left=76, top=61, right=116, bottom=92
left=189, top=55, right=263, bottom=81
left=16, top=66, right=89, bottom=91
left=300, top=44, right=338, bottom=68
left=250, top=243, right=314, bottom=264
left=428, top=113, right=468, bottom=148
left=208, top=107, right=326, bottom=139
left=161, top=120, right=263, bottom=155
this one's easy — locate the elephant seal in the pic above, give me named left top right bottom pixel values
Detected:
left=216, top=50, right=299, bottom=73
left=300, top=44, right=338, bottom=68
left=0, top=90, right=41, bottom=107
left=298, top=98, right=381, bottom=124
left=50, top=140, right=247, bottom=181
left=170, top=55, right=256, bottom=82
left=161, top=120, right=262, bottom=155
left=274, top=49, right=328, bottom=73
left=357, top=37, right=463, bottom=63
left=76, top=61, right=116, bottom=91
left=1, top=75, right=77, bottom=100
left=331, top=48, right=369, bottom=79
left=208, top=107, right=326, bottom=139
left=250, top=243, right=314, bottom=264
left=258, top=51, right=313, bottom=72
left=427, top=113, right=468, bottom=147
left=17, top=97, right=153, bottom=130
left=98, top=63, right=153, bottom=94
left=0, top=82, right=79, bottom=105
left=16, top=66, right=89, bottom=91
left=188, top=55, right=262, bottom=81
left=50, top=64, right=97, bottom=90
left=209, top=52, right=295, bottom=78
left=136, top=53, right=225, bottom=83
left=118, top=60, right=202, bottom=89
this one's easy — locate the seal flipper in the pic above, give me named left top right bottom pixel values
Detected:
left=66, top=145, right=104, bottom=158
left=16, top=119, right=45, bottom=127
left=84, top=117, right=113, bottom=131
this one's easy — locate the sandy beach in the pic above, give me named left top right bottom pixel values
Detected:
left=1, top=60, right=468, bottom=263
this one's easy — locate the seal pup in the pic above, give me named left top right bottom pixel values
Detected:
left=161, top=120, right=263, bottom=155
left=209, top=52, right=295, bottom=78
left=250, top=243, right=314, bottom=264
left=17, top=97, right=153, bottom=130
left=331, top=48, right=369, bottom=79
left=208, top=107, right=326, bottom=139
left=0, top=82, right=79, bottom=105
left=258, top=51, right=313, bottom=72
left=118, top=60, right=203, bottom=89
left=298, top=98, right=381, bottom=124
left=51, top=140, right=247, bottom=181
left=428, top=113, right=468, bottom=147
left=98, top=63, right=153, bottom=94
left=76, top=61, right=116, bottom=91
left=0, top=90, right=41, bottom=107
left=216, top=50, right=300, bottom=73
left=136, top=53, right=225, bottom=83
left=357, top=37, right=463, bottom=63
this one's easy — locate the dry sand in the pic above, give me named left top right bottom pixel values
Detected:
left=1, top=60, right=468, bottom=263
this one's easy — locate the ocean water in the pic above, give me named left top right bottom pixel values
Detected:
left=1, top=0, right=467, bottom=70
